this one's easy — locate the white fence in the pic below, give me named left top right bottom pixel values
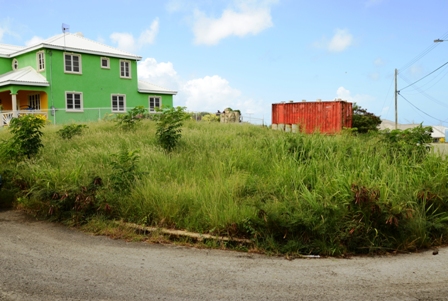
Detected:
left=1, top=111, right=49, bottom=126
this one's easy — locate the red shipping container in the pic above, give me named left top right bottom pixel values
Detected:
left=272, top=100, right=352, bottom=134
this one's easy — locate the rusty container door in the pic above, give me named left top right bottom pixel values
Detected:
left=272, top=101, right=353, bottom=134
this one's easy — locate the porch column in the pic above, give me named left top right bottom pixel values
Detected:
left=11, top=93, right=18, bottom=117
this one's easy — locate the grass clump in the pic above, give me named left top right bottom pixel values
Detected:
left=1, top=119, right=448, bottom=256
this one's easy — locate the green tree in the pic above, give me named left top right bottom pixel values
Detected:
left=3, top=115, right=46, bottom=159
left=155, top=106, right=189, bottom=152
left=351, top=103, right=382, bottom=133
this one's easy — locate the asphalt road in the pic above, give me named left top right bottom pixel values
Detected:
left=1, top=210, right=448, bottom=301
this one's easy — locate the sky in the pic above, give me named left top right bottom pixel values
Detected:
left=1, top=0, right=448, bottom=125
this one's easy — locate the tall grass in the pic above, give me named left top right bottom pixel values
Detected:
left=1, top=120, right=448, bottom=255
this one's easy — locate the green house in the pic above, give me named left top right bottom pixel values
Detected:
left=0, top=32, right=176, bottom=125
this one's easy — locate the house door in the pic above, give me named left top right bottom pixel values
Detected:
left=28, top=94, right=41, bottom=110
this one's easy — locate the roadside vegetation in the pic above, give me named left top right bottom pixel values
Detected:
left=0, top=112, right=446, bottom=256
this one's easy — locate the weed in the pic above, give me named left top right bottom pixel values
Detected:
left=57, top=124, right=88, bottom=139
left=1, top=114, right=46, bottom=159
left=109, top=147, right=142, bottom=191
left=154, top=106, right=189, bottom=152
left=115, top=106, right=147, bottom=131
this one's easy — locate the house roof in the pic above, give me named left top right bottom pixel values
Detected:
left=432, top=126, right=447, bottom=139
left=4, top=33, right=141, bottom=61
left=0, top=66, right=49, bottom=87
left=138, top=81, right=177, bottom=95
left=0, top=44, right=25, bottom=57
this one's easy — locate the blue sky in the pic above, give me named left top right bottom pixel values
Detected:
left=1, top=0, right=448, bottom=125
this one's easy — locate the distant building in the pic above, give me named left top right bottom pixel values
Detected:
left=380, top=120, right=446, bottom=143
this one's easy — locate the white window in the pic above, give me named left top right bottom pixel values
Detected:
left=149, top=96, right=161, bottom=112
left=112, top=94, right=126, bottom=112
left=120, top=60, right=131, bottom=78
left=28, top=94, right=41, bottom=110
left=64, top=53, right=82, bottom=73
left=37, top=51, right=45, bottom=71
left=101, top=57, right=110, bottom=69
left=66, top=92, right=83, bottom=111
left=12, top=59, right=18, bottom=70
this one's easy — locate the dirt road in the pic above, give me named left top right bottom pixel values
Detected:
left=1, top=210, right=447, bottom=301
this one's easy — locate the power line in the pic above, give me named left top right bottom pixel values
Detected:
left=402, top=65, right=448, bottom=95
left=380, top=77, right=394, bottom=119
left=399, top=93, right=448, bottom=124
left=398, top=75, right=448, bottom=109
left=399, top=61, right=448, bottom=91
left=398, top=30, right=448, bottom=73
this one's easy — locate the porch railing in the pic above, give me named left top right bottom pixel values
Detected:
left=1, top=111, right=48, bottom=126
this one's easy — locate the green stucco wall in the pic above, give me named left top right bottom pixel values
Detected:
left=0, top=57, right=11, bottom=74
left=46, top=50, right=173, bottom=124
left=1, top=48, right=174, bottom=124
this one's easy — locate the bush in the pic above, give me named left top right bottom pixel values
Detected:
left=202, top=114, right=220, bottom=122
left=154, top=106, right=189, bottom=152
left=115, top=106, right=147, bottom=131
left=381, top=124, right=432, bottom=158
left=57, top=124, right=88, bottom=139
left=1, top=115, right=46, bottom=159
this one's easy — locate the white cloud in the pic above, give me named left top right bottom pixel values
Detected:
left=138, top=57, right=266, bottom=117
left=183, top=75, right=241, bottom=111
left=25, top=36, right=45, bottom=47
left=314, top=28, right=353, bottom=52
left=110, top=18, right=159, bottom=52
left=336, top=86, right=375, bottom=104
left=192, top=1, right=277, bottom=45
left=181, top=75, right=265, bottom=115
left=336, top=86, right=353, bottom=101
left=139, top=18, right=159, bottom=45
left=110, top=32, right=136, bottom=52
left=328, top=29, right=353, bottom=52
left=138, top=57, right=179, bottom=92
left=139, top=58, right=177, bottom=78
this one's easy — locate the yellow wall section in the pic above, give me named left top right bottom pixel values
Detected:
left=0, top=90, right=11, bottom=110
left=0, top=90, right=48, bottom=110
left=17, top=91, right=48, bottom=110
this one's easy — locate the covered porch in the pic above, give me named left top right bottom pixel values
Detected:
left=0, top=90, right=49, bottom=126
left=0, top=66, right=50, bottom=126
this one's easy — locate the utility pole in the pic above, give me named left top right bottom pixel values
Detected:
left=394, top=68, right=398, bottom=130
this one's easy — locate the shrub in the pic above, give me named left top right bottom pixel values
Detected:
left=57, top=124, right=88, bottom=139
left=2, top=115, right=46, bottom=159
left=381, top=124, right=432, bottom=158
left=154, top=106, right=189, bottom=152
left=115, top=106, right=147, bottom=131
left=202, top=114, right=220, bottom=122
left=110, top=148, right=142, bottom=191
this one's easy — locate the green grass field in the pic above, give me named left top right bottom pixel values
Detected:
left=1, top=119, right=448, bottom=255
